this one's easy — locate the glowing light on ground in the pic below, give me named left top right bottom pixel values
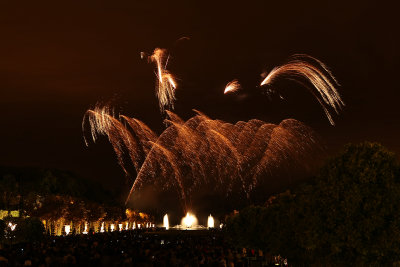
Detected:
left=163, top=214, right=169, bottom=230
left=82, top=223, right=88, bottom=234
left=182, top=212, right=197, bottom=228
left=207, top=215, right=214, bottom=228
left=64, top=225, right=71, bottom=235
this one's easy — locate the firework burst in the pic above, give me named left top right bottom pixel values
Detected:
left=83, top=48, right=343, bottom=211
left=260, top=54, right=343, bottom=125
left=224, top=79, right=241, bottom=94
left=144, top=48, right=177, bottom=113
left=83, top=106, right=322, bottom=210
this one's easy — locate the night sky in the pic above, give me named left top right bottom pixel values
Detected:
left=1, top=0, right=399, bottom=192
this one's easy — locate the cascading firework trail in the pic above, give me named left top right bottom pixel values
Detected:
left=143, top=48, right=177, bottom=113
left=83, top=106, right=322, bottom=209
left=260, top=54, right=344, bottom=125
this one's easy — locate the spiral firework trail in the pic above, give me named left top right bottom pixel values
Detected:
left=260, top=54, right=343, bottom=125
left=83, top=106, right=322, bottom=209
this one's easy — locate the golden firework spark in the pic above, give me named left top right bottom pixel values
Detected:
left=83, top=107, right=321, bottom=208
left=147, top=48, right=177, bottom=113
left=260, top=54, right=344, bottom=125
left=224, top=79, right=241, bottom=94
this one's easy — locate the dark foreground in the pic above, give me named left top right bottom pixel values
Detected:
left=0, top=229, right=283, bottom=266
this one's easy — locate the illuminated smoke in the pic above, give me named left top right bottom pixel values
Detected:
left=163, top=214, right=169, bottom=230
left=260, top=54, right=344, bottom=125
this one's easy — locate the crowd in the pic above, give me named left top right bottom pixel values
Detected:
left=0, top=229, right=282, bottom=266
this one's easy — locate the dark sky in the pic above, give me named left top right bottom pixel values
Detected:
left=1, top=0, right=399, bottom=192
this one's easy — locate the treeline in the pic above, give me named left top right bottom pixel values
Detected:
left=0, top=167, right=130, bottom=237
left=0, top=166, right=115, bottom=205
left=225, top=142, right=400, bottom=265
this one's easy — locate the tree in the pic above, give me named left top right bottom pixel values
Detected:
left=30, top=195, right=67, bottom=222
left=85, top=201, right=106, bottom=222
left=226, top=142, right=400, bottom=265
left=0, top=174, right=18, bottom=216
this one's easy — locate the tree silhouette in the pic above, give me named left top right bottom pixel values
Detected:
left=226, top=142, right=400, bottom=265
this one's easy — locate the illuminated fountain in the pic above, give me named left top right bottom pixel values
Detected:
left=164, top=213, right=209, bottom=230
left=163, top=214, right=169, bottom=230
left=207, top=215, right=214, bottom=228
left=64, top=225, right=71, bottom=235
left=82, top=223, right=88, bottom=234
left=182, top=212, right=196, bottom=228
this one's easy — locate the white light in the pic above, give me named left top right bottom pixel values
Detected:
left=163, top=214, right=169, bottom=229
left=207, top=215, right=214, bottom=228
left=219, top=223, right=223, bottom=229
left=132, top=222, right=136, bottom=230
left=125, top=222, right=129, bottom=230
left=65, top=225, right=71, bottom=235
left=8, top=222, right=16, bottom=231
left=138, top=224, right=141, bottom=229
left=100, top=222, right=105, bottom=233
left=182, top=212, right=196, bottom=228
left=110, top=224, right=115, bottom=232
left=82, top=223, right=88, bottom=234
left=118, top=224, right=123, bottom=231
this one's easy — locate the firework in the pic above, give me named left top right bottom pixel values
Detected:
left=260, top=54, right=344, bottom=125
left=144, top=48, right=177, bottom=113
left=207, top=215, right=214, bottom=228
left=83, top=51, right=342, bottom=211
left=224, top=79, right=241, bottom=94
left=83, top=107, right=321, bottom=209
